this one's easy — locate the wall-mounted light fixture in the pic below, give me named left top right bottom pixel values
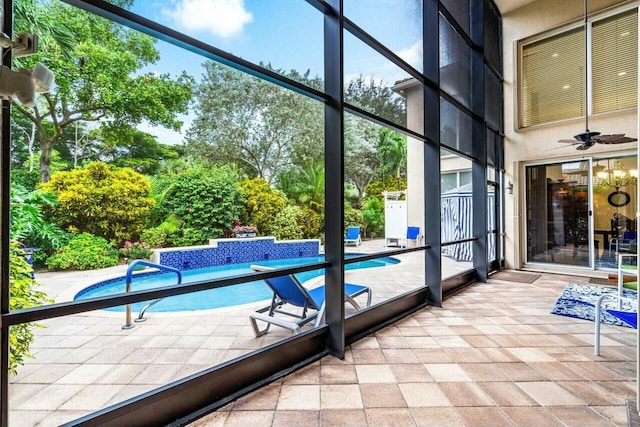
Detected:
left=506, top=181, right=513, bottom=194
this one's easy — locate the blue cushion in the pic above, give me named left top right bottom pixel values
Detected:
left=606, top=309, right=638, bottom=328
left=345, top=227, right=360, bottom=240
left=308, top=283, right=369, bottom=308
left=407, top=226, right=420, bottom=240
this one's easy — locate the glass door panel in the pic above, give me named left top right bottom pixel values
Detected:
left=526, top=160, right=591, bottom=267
left=488, top=181, right=498, bottom=269
left=593, top=156, right=637, bottom=268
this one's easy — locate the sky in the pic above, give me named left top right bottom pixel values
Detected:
left=124, top=0, right=423, bottom=145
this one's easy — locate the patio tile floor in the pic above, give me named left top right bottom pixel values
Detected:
left=192, top=270, right=637, bottom=427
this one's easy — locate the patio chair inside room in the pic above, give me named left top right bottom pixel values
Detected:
left=609, top=230, right=637, bottom=257
left=344, top=226, right=362, bottom=247
left=249, top=265, right=372, bottom=337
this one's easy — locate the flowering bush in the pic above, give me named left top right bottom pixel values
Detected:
left=119, top=241, right=153, bottom=259
left=233, top=225, right=258, bottom=235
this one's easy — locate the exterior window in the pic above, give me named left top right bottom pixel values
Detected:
left=441, top=171, right=471, bottom=193
left=441, top=173, right=458, bottom=193
left=520, top=9, right=637, bottom=128
left=592, top=10, right=638, bottom=114
left=521, top=27, right=584, bottom=127
left=460, top=171, right=472, bottom=186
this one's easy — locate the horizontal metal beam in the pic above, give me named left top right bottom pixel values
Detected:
left=441, top=237, right=478, bottom=247
left=2, top=261, right=329, bottom=326
left=344, top=103, right=429, bottom=143
left=344, top=245, right=430, bottom=265
left=343, top=17, right=427, bottom=86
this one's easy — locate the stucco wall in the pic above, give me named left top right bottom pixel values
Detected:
left=405, top=84, right=425, bottom=232
left=502, top=0, right=638, bottom=269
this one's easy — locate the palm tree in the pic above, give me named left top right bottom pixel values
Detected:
left=296, top=161, right=325, bottom=213
left=14, top=0, right=75, bottom=61
left=377, top=128, right=407, bottom=179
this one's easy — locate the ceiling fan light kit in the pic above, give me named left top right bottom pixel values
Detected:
left=556, top=0, right=638, bottom=150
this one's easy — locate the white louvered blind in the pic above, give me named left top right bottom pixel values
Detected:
left=592, top=10, right=638, bottom=114
left=521, top=27, right=585, bottom=127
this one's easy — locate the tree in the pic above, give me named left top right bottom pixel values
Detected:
left=42, top=162, right=154, bottom=243
left=13, top=0, right=194, bottom=182
left=345, top=75, right=406, bottom=125
left=276, top=161, right=325, bottom=214
left=344, top=115, right=381, bottom=200
left=100, top=129, right=183, bottom=175
left=377, top=128, right=407, bottom=179
left=186, top=62, right=323, bottom=183
left=343, top=76, right=407, bottom=200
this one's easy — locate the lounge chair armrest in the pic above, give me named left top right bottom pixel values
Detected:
left=250, top=264, right=274, bottom=272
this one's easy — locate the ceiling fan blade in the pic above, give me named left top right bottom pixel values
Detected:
left=558, top=139, right=580, bottom=144
left=594, top=134, right=638, bottom=144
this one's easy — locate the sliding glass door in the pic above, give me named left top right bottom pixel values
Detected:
left=592, top=156, right=638, bottom=268
left=526, top=156, right=637, bottom=269
left=526, top=160, right=592, bottom=267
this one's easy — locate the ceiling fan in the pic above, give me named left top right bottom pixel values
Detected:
left=557, top=0, right=637, bottom=151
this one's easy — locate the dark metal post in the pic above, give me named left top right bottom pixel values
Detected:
left=423, top=0, right=442, bottom=306
left=471, top=0, right=488, bottom=281
left=1, top=0, right=12, bottom=424
left=324, top=0, right=345, bottom=358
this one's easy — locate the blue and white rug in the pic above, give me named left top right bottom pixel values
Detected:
left=551, top=283, right=637, bottom=328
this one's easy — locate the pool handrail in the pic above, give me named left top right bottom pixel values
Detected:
left=123, top=260, right=182, bottom=329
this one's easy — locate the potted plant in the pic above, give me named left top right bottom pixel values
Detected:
left=119, top=241, right=153, bottom=270
left=233, top=225, right=258, bottom=238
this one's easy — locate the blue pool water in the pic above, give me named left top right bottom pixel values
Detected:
left=74, top=255, right=399, bottom=312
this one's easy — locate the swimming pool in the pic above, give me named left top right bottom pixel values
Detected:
left=74, top=255, right=399, bottom=312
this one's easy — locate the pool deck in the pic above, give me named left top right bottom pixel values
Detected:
left=8, top=240, right=636, bottom=426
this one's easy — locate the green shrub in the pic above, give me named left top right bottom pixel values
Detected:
left=140, top=227, right=168, bottom=248
left=364, top=177, right=407, bottom=202
left=238, top=178, right=287, bottom=236
left=344, top=186, right=360, bottom=208
left=297, top=205, right=322, bottom=238
left=159, top=167, right=242, bottom=239
left=344, top=204, right=364, bottom=231
left=166, top=228, right=208, bottom=247
left=9, top=243, right=52, bottom=374
left=45, top=233, right=118, bottom=270
left=271, top=205, right=304, bottom=240
left=42, top=162, right=154, bottom=244
left=10, top=185, right=70, bottom=266
left=361, top=196, right=384, bottom=238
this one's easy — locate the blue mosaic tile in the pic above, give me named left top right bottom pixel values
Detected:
left=155, top=238, right=320, bottom=271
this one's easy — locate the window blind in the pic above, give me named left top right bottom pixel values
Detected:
left=592, top=10, right=638, bottom=114
left=521, top=27, right=585, bottom=127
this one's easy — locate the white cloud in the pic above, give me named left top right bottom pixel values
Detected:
left=396, top=39, right=423, bottom=71
left=166, top=0, right=253, bottom=38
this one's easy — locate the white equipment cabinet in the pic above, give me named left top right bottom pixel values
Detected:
left=383, top=190, right=407, bottom=247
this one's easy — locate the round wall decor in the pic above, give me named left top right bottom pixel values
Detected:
left=608, top=191, right=631, bottom=207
